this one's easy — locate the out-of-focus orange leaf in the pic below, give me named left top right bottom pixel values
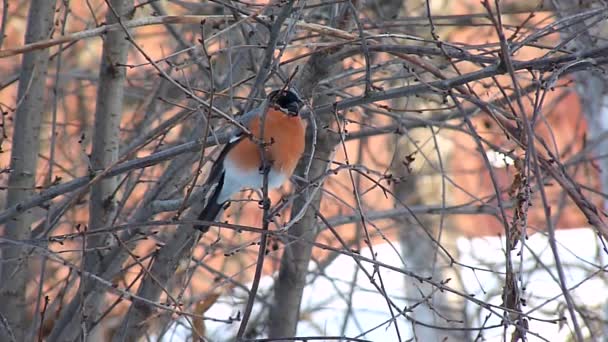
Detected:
left=192, top=292, right=221, bottom=341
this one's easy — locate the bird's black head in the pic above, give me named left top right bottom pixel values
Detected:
left=269, top=89, right=303, bottom=116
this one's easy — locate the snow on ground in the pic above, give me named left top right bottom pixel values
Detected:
left=162, top=228, right=607, bottom=341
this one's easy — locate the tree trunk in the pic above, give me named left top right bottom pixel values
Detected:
left=267, top=49, right=342, bottom=341
left=551, top=1, right=608, bottom=339
left=46, top=1, right=133, bottom=340
left=0, top=1, right=55, bottom=340
left=110, top=7, right=272, bottom=340
left=85, top=0, right=133, bottom=279
left=267, top=98, right=335, bottom=337
left=392, top=134, right=468, bottom=341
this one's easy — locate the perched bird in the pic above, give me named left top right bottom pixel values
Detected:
left=195, top=89, right=306, bottom=231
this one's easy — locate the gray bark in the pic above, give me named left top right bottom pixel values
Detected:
left=263, top=6, right=355, bottom=338
left=108, top=6, right=270, bottom=340
left=267, top=45, right=342, bottom=340
left=369, top=0, right=467, bottom=339
left=552, top=0, right=608, bottom=213
left=46, top=1, right=133, bottom=340
left=86, top=0, right=133, bottom=271
left=267, top=95, right=335, bottom=338
left=392, top=135, right=467, bottom=342
left=0, top=1, right=56, bottom=341
left=112, top=222, right=201, bottom=341
left=551, top=1, right=608, bottom=339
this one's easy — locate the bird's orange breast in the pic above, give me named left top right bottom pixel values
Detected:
left=228, top=108, right=306, bottom=176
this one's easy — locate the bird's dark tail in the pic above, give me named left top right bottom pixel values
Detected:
left=194, top=172, right=226, bottom=232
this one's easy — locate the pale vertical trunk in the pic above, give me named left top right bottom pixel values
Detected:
left=85, top=0, right=133, bottom=271
left=0, top=1, right=55, bottom=341
left=577, top=77, right=608, bottom=210
left=603, top=97, right=608, bottom=342
left=551, top=1, right=608, bottom=339
left=392, top=135, right=467, bottom=342
left=372, top=0, right=467, bottom=339
left=46, top=1, right=133, bottom=340
left=82, top=0, right=133, bottom=335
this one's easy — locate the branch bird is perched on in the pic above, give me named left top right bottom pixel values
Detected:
left=195, top=89, right=306, bottom=231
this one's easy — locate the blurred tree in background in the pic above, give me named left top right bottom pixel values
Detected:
left=0, top=0, right=607, bottom=341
